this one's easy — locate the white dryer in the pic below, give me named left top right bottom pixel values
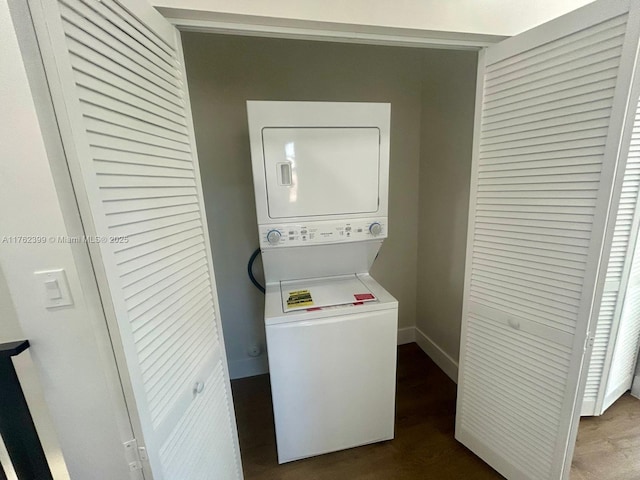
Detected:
left=247, top=101, right=398, bottom=463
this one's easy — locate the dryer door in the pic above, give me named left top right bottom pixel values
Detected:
left=262, top=127, right=380, bottom=218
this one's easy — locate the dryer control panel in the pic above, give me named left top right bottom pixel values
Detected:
left=259, top=218, right=387, bottom=248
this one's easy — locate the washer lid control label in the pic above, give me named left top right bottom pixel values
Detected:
left=354, top=293, right=375, bottom=301
left=287, top=289, right=314, bottom=307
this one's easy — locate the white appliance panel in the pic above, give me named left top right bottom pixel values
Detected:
left=264, top=273, right=397, bottom=325
left=266, top=306, right=397, bottom=463
left=262, top=127, right=380, bottom=219
left=261, top=240, right=383, bottom=283
left=247, top=101, right=390, bottom=226
left=280, top=274, right=376, bottom=312
left=259, top=217, right=387, bottom=249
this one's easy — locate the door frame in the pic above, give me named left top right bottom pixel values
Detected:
left=172, top=1, right=640, bottom=478
left=161, top=10, right=506, bottom=50
left=458, top=2, right=640, bottom=478
left=6, top=0, right=143, bottom=477
left=23, top=1, right=153, bottom=476
left=23, top=0, right=245, bottom=478
left=9, top=3, right=501, bottom=475
left=11, top=0, right=625, bottom=478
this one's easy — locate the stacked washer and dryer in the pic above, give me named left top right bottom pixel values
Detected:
left=247, top=101, right=399, bottom=464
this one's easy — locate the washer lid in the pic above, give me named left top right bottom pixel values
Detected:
left=280, top=274, right=377, bottom=313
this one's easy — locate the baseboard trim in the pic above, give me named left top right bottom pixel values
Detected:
left=397, top=326, right=416, bottom=345
left=229, top=355, right=269, bottom=380
left=602, top=380, right=631, bottom=413
left=580, top=399, right=597, bottom=417
left=415, top=327, right=459, bottom=383
left=632, top=375, right=640, bottom=399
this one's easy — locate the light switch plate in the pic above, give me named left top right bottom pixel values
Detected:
left=34, top=269, right=73, bottom=308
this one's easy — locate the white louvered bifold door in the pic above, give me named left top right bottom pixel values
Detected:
left=604, top=107, right=640, bottom=406
left=583, top=94, right=640, bottom=416
left=605, top=225, right=640, bottom=405
left=456, top=1, right=640, bottom=479
left=29, top=0, right=243, bottom=478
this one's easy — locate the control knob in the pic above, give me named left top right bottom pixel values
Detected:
left=369, top=222, right=383, bottom=236
left=266, top=229, right=282, bottom=245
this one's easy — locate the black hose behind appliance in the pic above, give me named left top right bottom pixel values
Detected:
left=248, top=248, right=265, bottom=294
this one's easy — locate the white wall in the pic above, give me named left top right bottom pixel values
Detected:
left=0, top=269, right=65, bottom=480
left=1, top=2, right=135, bottom=477
left=153, top=0, right=594, bottom=36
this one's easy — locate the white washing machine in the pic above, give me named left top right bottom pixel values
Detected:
left=247, top=101, right=398, bottom=463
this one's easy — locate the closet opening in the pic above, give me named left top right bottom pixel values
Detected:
left=21, top=0, right=640, bottom=477
left=178, top=26, right=640, bottom=479
left=180, top=31, right=480, bottom=476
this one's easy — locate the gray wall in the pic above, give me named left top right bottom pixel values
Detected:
left=416, top=50, right=477, bottom=366
left=183, top=34, right=477, bottom=377
left=182, top=34, right=424, bottom=376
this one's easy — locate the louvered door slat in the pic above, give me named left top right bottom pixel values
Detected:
left=484, top=81, right=618, bottom=119
left=96, top=161, right=195, bottom=179
left=68, top=48, right=182, bottom=112
left=473, top=264, right=583, bottom=294
left=85, top=105, right=188, bottom=143
left=136, top=297, right=211, bottom=360
left=480, top=157, right=602, bottom=173
left=58, top=0, right=174, bottom=61
left=127, top=257, right=207, bottom=310
left=132, top=283, right=211, bottom=344
left=484, top=90, right=616, bottom=125
left=59, top=1, right=177, bottom=79
left=487, top=54, right=621, bottom=100
left=87, top=119, right=191, bottom=152
left=123, top=249, right=207, bottom=300
left=479, top=163, right=604, bottom=178
left=483, top=119, right=610, bottom=146
left=485, top=15, right=627, bottom=79
left=33, top=0, right=242, bottom=478
left=78, top=86, right=188, bottom=133
left=484, top=101, right=613, bottom=133
left=77, top=74, right=187, bottom=126
left=475, top=240, right=587, bottom=264
left=475, top=233, right=589, bottom=256
left=457, top=1, right=640, bottom=478
left=60, top=12, right=178, bottom=96
left=484, top=108, right=612, bottom=138
left=66, top=36, right=180, bottom=103
left=486, top=45, right=623, bottom=97
left=120, top=243, right=205, bottom=286
left=475, top=227, right=592, bottom=247
left=116, top=223, right=204, bottom=258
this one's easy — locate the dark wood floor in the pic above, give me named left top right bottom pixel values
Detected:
left=231, top=343, right=640, bottom=479
left=231, top=343, right=501, bottom=479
